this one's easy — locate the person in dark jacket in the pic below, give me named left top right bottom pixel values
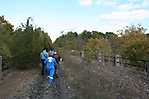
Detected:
left=40, top=48, right=48, bottom=75
left=53, top=51, right=63, bottom=78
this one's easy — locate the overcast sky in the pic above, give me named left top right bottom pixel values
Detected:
left=0, top=0, right=149, bottom=42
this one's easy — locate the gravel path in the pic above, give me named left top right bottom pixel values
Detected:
left=12, top=63, right=74, bottom=99
left=10, top=53, right=149, bottom=99
left=62, top=53, right=149, bottom=99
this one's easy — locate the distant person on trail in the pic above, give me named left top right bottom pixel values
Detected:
left=40, top=48, right=48, bottom=76
left=46, top=52, right=58, bottom=85
left=53, top=52, right=59, bottom=78
left=53, top=51, right=63, bottom=78
left=49, top=48, right=55, bottom=56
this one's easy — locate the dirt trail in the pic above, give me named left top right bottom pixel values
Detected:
left=3, top=53, right=149, bottom=99
left=12, top=61, right=74, bottom=99
left=0, top=69, right=39, bottom=99
left=62, top=53, right=149, bottom=99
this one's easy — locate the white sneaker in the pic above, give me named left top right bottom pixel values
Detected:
left=48, top=76, right=53, bottom=80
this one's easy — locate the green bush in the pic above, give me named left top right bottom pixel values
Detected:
left=0, top=16, right=52, bottom=69
left=118, top=25, right=149, bottom=68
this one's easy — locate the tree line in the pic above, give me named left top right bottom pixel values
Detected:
left=1, top=15, right=149, bottom=69
left=54, top=25, right=149, bottom=69
left=0, top=16, right=52, bottom=69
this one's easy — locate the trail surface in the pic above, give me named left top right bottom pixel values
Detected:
left=6, top=53, right=149, bottom=99
left=61, top=53, right=149, bottom=99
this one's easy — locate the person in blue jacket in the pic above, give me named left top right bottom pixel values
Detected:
left=40, top=48, right=48, bottom=75
left=46, top=53, right=58, bottom=85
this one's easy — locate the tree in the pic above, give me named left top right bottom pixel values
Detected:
left=118, top=25, right=149, bottom=68
left=54, top=31, right=79, bottom=51
left=83, top=38, right=111, bottom=62
left=91, top=31, right=105, bottom=39
left=104, top=32, right=119, bottom=54
left=105, top=32, right=118, bottom=39
left=79, top=30, right=92, bottom=42
left=0, top=16, right=14, bottom=32
left=12, top=17, right=52, bottom=69
left=0, top=16, right=14, bottom=66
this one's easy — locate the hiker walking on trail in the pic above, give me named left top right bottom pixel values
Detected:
left=53, top=51, right=63, bottom=78
left=53, top=51, right=59, bottom=78
left=46, top=52, right=58, bottom=85
left=40, top=48, right=48, bottom=76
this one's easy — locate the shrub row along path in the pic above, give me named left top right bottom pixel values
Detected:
left=8, top=53, right=149, bottom=99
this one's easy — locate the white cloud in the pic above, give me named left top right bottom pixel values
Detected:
left=79, top=0, right=92, bottom=5
left=142, top=0, right=149, bottom=7
left=128, top=0, right=141, bottom=3
left=100, top=9, right=149, bottom=22
left=96, top=0, right=117, bottom=6
left=118, top=3, right=141, bottom=11
left=117, top=0, right=149, bottom=11
left=98, top=8, right=149, bottom=33
left=79, top=0, right=149, bottom=11
left=79, top=0, right=117, bottom=6
left=99, top=24, right=127, bottom=33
